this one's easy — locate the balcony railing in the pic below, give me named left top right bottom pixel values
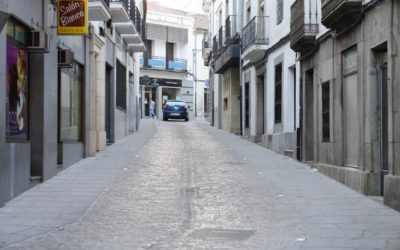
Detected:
left=225, top=15, right=238, bottom=42
left=128, top=0, right=136, bottom=21
left=134, top=7, right=141, bottom=33
left=168, top=58, right=187, bottom=72
left=212, top=35, right=218, bottom=55
left=290, top=0, right=318, bottom=52
left=139, top=56, right=187, bottom=72
left=110, top=0, right=128, bottom=11
left=139, top=18, right=146, bottom=41
left=242, top=16, right=269, bottom=51
left=218, top=26, right=224, bottom=49
left=202, top=32, right=211, bottom=50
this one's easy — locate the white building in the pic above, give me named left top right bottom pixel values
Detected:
left=241, top=0, right=300, bottom=158
left=203, top=0, right=300, bottom=157
left=139, top=1, right=209, bottom=120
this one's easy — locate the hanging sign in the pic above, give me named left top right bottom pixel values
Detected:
left=58, top=0, right=88, bottom=35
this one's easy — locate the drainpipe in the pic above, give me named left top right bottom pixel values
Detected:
left=389, top=0, right=397, bottom=175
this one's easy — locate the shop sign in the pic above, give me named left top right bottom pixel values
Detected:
left=140, top=77, right=182, bottom=88
left=58, top=0, right=88, bottom=35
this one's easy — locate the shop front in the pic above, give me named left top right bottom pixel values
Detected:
left=140, top=76, right=183, bottom=119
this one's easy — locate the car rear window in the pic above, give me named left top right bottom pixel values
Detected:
left=166, top=102, right=185, bottom=106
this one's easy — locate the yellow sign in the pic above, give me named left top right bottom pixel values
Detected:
left=58, top=0, right=88, bottom=35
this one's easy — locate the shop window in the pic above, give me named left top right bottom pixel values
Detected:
left=274, top=63, right=282, bottom=123
left=59, top=62, right=83, bottom=141
left=116, top=61, right=127, bottom=110
left=6, top=19, right=29, bottom=141
left=321, top=81, right=330, bottom=142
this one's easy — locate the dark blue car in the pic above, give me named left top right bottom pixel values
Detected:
left=163, top=100, right=189, bottom=122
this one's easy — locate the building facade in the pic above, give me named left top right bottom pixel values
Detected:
left=290, top=0, right=400, bottom=211
left=0, top=0, right=146, bottom=207
left=202, top=0, right=241, bottom=133
left=203, top=0, right=400, bottom=212
left=139, top=1, right=208, bottom=121
left=204, top=0, right=301, bottom=154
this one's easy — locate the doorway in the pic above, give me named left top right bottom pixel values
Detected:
left=144, top=87, right=157, bottom=117
left=304, top=69, right=314, bottom=161
left=244, top=82, right=250, bottom=129
left=257, top=75, right=265, bottom=136
left=166, top=42, right=174, bottom=70
left=343, top=48, right=359, bottom=167
left=376, top=48, right=389, bottom=195
left=105, top=65, right=113, bottom=144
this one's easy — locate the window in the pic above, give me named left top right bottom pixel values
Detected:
left=59, top=62, right=83, bottom=141
left=224, top=98, right=228, bottom=111
left=277, top=0, right=283, bottom=24
left=343, top=47, right=358, bottom=75
left=6, top=19, right=29, bottom=141
left=246, top=7, right=251, bottom=23
left=116, top=61, right=127, bottom=110
left=274, top=63, right=282, bottom=123
left=321, top=82, right=330, bottom=142
left=259, top=0, right=264, bottom=16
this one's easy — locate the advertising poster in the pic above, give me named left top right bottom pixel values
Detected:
left=6, top=43, right=28, bottom=139
left=58, top=0, right=88, bottom=35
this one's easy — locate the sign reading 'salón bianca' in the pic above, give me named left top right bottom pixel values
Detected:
left=58, top=0, right=88, bottom=35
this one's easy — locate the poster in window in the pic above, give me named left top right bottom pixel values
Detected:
left=6, top=43, right=28, bottom=139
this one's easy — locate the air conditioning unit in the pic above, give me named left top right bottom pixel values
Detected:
left=27, top=30, right=49, bottom=53
left=58, top=49, right=74, bottom=68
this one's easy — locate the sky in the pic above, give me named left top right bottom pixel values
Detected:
left=154, top=0, right=205, bottom=14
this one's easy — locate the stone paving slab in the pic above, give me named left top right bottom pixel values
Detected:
left=1, top=120, right=400, bottom=249
left=0, top=120, right=156, bottom=248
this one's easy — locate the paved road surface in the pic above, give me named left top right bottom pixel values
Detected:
left=1, top=120, right=400, bottom=249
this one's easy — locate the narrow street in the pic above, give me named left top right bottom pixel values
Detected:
left=1, top=120, right=400, bottom=250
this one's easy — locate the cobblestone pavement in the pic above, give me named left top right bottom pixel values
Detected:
left=2, top=120, right=400, bottom=249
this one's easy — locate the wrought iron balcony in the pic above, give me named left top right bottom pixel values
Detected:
left=218, top=26, right=224, bottom=50
left=212, top=35, right=219, bottom=55
left=139, top=56, right=187, bottom=72
left=202, top=32, right=212, bottom=66
left=202, top=33, right=211, bottom=50
left=290, top=0, right=318, bottom=53
left=242, top=16, right=269, bottom=51
left=321, top=0, right=362, bottom=30
left=225, top=15, right=238, bottom=42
